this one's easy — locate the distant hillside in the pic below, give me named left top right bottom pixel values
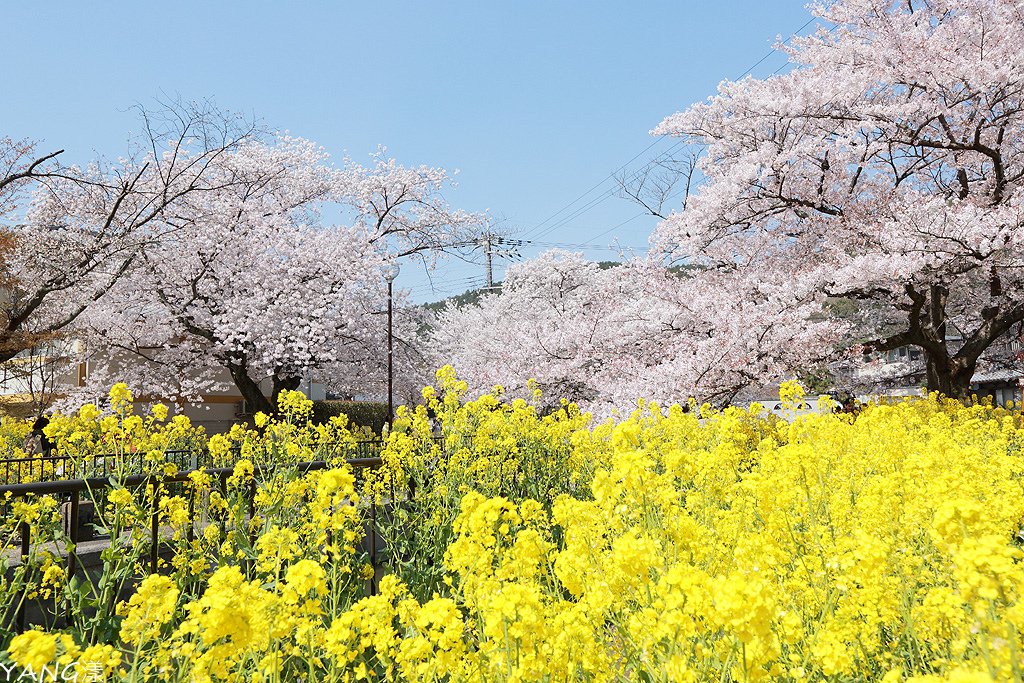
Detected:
left=422, top=261, right=627, bottom=312
left=422, top=283, right=502, bottom=312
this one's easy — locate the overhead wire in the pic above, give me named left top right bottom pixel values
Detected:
left=407, top=275, right=483, bottom=291
left=515, top=16, right=820, bottom=248
left=735, top=17, right=816, bottom=79
left=517, top=136, right=677, bottom=241
left=406, top=276, right=485, bottom=296
left=416, top=16, right=826, bottom=298
left=525, top=140, right=687, bottom=242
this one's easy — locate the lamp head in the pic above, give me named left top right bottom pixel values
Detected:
left=381, top=262, right=401, bottom=283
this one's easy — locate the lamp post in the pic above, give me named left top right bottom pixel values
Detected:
left=381, top=262, right=400, bottom=430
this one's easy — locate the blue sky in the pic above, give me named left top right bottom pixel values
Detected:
left=4, top=1, right=812, bottom=301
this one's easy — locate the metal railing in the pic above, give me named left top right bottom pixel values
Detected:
left=0, top=439, right=388, bottom=486
left=0, top=449, right=202, bottom=486
left=0, top=450, right=397, bottom=634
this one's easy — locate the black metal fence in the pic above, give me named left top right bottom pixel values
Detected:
left=0, top=450, right=395, bottom=634
left=0, top=439, right=387, bottom=486
left=0, top=449, right=200, bottom=487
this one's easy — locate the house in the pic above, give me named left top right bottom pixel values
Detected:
left=850, top=332, right=1024, bottom=407
left=0, top=341, right=328, bottom=432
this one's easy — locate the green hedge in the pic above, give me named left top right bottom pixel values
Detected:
left=312, top=400, right=389, bottom=436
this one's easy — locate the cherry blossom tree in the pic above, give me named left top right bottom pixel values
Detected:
left=337, top=147, right=490, bottom=265
left=431, top=250, right=838, bottom=413
left=651, top=0, right=1024, bottom=398
left=0, top=137, right=63, bottom=220
left=75, top=139, right=479, bottom=414
left=432, top=251, right=611, bottom=407
left=75, top=137, right=374, bottom=414
left=78, top=222, right=397, bottom=415
left=0, top=102, right=259, bottom=363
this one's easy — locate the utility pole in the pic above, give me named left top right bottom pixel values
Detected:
left=483, top=235, right=494, bottom=289
left=475, top=235, right=522, bottom=291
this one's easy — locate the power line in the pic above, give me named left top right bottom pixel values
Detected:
left=584, top=212, right=646, bottom=243
left=736, top=17, right=816, bottom=79
left=523, top=21, right=825, bottom=250
left=518, top=135, right=675, bottom=241
left=407, top=278, right=483, bottom=292
left=520, top=139, right=684, bottom=243
left=511, top=214, right=649, bottom=251
left=405, top=276, right=484, bottom=295
left=515, top=17, right=820, bottom=245
left=528, top=241, right=649, bottom=252
left=527, top=140, right=686, bottom=242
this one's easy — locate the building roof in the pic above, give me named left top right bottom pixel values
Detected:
left=971, top=368, right=1022, bottom=384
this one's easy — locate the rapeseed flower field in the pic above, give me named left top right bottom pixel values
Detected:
left=3, top=371, right=1024, bottom=682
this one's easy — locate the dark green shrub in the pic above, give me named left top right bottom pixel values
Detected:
left=312, top=400, right=389, bottom=436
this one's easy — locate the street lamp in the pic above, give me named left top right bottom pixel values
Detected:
left=381, top=262, right=400, bottom=430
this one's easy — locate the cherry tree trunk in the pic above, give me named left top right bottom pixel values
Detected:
left=924, top=351, right=975, bottom=400
left=227, top=363, right=274, bottom=416
left=270, top=375, right=302, bottom=408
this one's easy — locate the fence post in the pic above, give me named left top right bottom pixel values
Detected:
left=65, top=490, right=80, bottom=622
left=219, top=473, right=228, bottom=540
left=369, top=498, right=378, bottom=596
left=245, top=480, right=256, bottom=576
left=187, top=488, right=196, bottom=543
left=247, top=480, right=256, bottom=543
left=150, top=477, right=161, bottom=574
left=18, top=520, right=30, bottom=633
